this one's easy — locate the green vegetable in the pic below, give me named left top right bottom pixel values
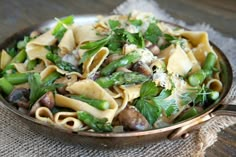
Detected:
left=164, top=34, right=185, bottom=48
left=42, top=71, right=60, bottom=85
left=80, top=36, right=110, bottom=50
left=4, top=73, right=28, bottom=85
left=202, top=52, right=217, bottom=72
left=135, top=98, right=162, bottom=125
left=124, top=31, right=145, bottom=48
left=188, top=52, right=217, bottom=86
left=0, top=77, right=14, bottom=95
left=51, top=106, right=74, bottom=114
left=129, top=19, right=143, bottom=26
left=80, top=21, right=145, bottom=57
left=6, top=47, right=17, bottom=58
left=96, top=71, right=149, bottom=88
left=77, top=111, right=113, bottom=132
left=46, top=52, right=80, bottom=72
left=135, top=81, right=162, bottom=125
left=140, top=81, right=162, bottom=98
left=188, top=70, right=206, bottom=87
left=70, top=95, right=110, bottom=110
left=144, top=23, right=162, bottom=44
left=101, top=52, right=141, bottom=76
left=0, top=64, right=16, bottom=76
left=27, top=59, right=38, bottom=70
left=108, top=20, right=121, bottom=30
left=106, top=35, right=123, bottom=53
left=208, top=90, right=219, bottom=100
left=1, top=49, right=27, bottom=76
left=52, top=15, right=74, bottom=40
left=17, top=36, right=31, bottom=50
left=28, top=73, right=61, bottom=107
left=9, top=49, right=27, bottom=64
left=152, top=90, right=178, bottom=117
left=45, top=45, right=59, bottom=54
left=175, top=107, right=198, bottom=122
left=79, top=36, right=110, bottom=64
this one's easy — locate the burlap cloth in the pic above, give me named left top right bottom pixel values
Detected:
left=0, top=0, right=235, bottom=156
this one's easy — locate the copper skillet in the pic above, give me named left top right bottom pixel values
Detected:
left=0, top=15, right=235, bottom=149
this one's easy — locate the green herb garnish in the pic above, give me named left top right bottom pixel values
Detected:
left=52, top=15, right=74, bottom=40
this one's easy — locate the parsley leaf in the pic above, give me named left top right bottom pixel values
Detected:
left=79, top=36, right=110, bottom=64
left=193, top=85, right=208, bottom=105
left=135, top=98, right=162, bottom=125
left=108, top=20, right=121, bottom=30
left=124, top=31, right=145, bottom=48
left=140, top=81, right=161, bottom=98
left=6, top=47, right=17, bottom=58
left=144, top=23, right=162, bottom=44
left=129, top=19, right=143, bottom=26
left=80, top=36, right=110, bottom=49
left=107, top=35, right=123, bottom=53
left=134, top=81, right=162, bottom=125
left=52, top=15, right=74, bottom=40
left=152, top=90, right=178, bottom=117
left=28, top=73, right=60, bottom=107
left=164, top=34, right=185, bottom=48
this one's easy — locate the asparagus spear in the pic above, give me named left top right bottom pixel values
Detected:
left=4, top=73, right=29, bottom=85
left=100, top=52, right=141, bottom=76
left=96, top=71, right=149, bottom=88
left=27, top=59, right=38, bottom=70
left=0, top=77, right=14, bottom=95
left=70, top=95, right=110, bottom=110
left=208, top=90, right=219, bottom=100
left=77, top=111, right=113, bottom=132
left=188, top=52, right=217, bottom=86
left=17, top=36, right=31, bottom=50
left=175, top=107, right=198, bottom=123
left=42, top=71, right=60, bottom=85
left=46, top=52, right=80, bottom=72
left=9, top=49, right=27, bottom=64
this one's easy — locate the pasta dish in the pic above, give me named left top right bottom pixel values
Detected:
left=0, top=11, right=222, bottom=132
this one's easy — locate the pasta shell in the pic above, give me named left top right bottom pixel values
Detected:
left=35, top=107, right=54, bottom=124
left=58, top=29, right=76, bottom=55
left=0, top=50, right=12, bottom=70
left=83, top=47, right=109, bottom=78
left=167, top=45, right=193, bottom=76
left=206, top=78, right=223, bottom=92
left=180, top=31, right=216, bottom=65
left=54, top=112, right=84, bottom=132
left=40, top=65, right=82, bottom=80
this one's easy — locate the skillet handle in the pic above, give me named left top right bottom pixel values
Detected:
left=210, top=103, right=236, bottom=117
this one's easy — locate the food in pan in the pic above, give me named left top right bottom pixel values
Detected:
left=0, top=11, right=222, bottom=132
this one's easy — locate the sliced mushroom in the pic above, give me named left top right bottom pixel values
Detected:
left=131, top=61, right=153, bottom=76
left=39, top=91, right=55, bottom=109
left=8, top=88, right=30, bottom=109
left=145, top=40, right=160, bottom=56
left=29, top=91, right=55, bottom=116
left=54, top=75, right=77, bottom=94
left=118, top=106, right=150, bottom=131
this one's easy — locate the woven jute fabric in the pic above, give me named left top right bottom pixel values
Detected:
left=0, top=0, right=236, bottom=156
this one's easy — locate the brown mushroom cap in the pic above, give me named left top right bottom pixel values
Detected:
left=29, top=91, right=55, bottom=116
left=8, top=88, right=30, bottom=109
left=132, top=61, right=153, bottom=76
left=118, top=106, right=150, bottom=131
